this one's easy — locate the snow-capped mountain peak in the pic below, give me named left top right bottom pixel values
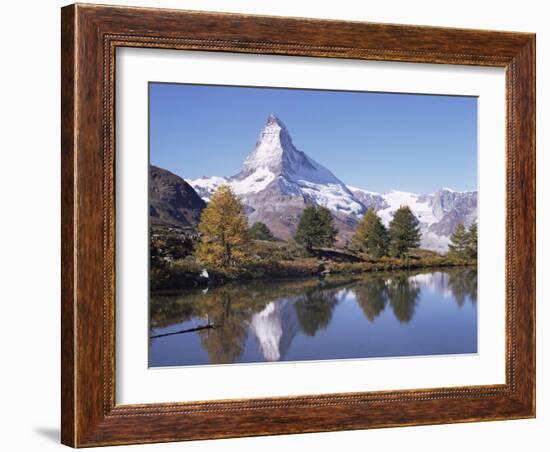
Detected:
left=240, top=114, right=293, bottom=174
left=237, top=114, right=343, bottom=186
left=188, top=114, right=364, bottom=217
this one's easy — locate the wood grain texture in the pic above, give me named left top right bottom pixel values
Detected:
left=60, top=3, right=536, bottom=447
left=60, top=5, right=76, bottom=447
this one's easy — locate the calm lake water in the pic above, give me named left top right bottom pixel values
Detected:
left=149, top=268, right=477, bottom=367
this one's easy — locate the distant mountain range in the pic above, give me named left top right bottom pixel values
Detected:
left=151, top=114, right=477, bottom=252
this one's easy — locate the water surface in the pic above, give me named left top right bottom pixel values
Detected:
left=149, top=268, right=477, bottom=367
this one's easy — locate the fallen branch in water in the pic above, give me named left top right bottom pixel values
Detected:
left=150, top=323, right=218, bottom=339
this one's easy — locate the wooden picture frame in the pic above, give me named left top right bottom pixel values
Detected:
left=61, top=3, right=536, bottom=447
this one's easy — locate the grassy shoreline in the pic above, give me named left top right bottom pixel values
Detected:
left=151, top=238, right=477, bottom=291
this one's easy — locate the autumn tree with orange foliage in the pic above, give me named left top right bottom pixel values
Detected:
left=197, top=185, right=251, bottom=270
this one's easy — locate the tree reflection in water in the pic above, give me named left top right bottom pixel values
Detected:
left=294, top=288, right=340, bottom=336
left=353, top=277, right=388, bottom=322
left=197, top=291, right=250, bottom=364
left=150, top=284, right=269, bottom=364
left=386, top=275, right=421, bottom=323
left=447, top=268, right=478, bottom=307
left=352, top=273, right=427, bottom=324
left=149, top=268, right=477, bottom=364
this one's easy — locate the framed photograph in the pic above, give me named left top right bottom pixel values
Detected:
left=61, top=3, right=536, bottom=447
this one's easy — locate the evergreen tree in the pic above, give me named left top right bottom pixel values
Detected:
left=197, top=185, right=250, bottom=270
left=249, top=221, right=275, bottom=241
left=316, top=206, right=337, bottom=248
left=465, top=221, right=478, bottom=259
left=448, top=223, right=469, bottom=259
left=295, top=205, right=337, bottom=250
left=388, top=206, right=421, bottom=258
left=295, top=206, right=319, bottom=251
left=351, top=208, right=389, bottom=257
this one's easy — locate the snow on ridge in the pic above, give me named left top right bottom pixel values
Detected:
left=230, top=167, right=276, bottom=195
left=288, top=152, right=345, bottom=186
left=189, top=175, right=227, bottom=188
left=297, top=180, right=364, bottom=215
left=188, top=176, right=227, bottom=201
left=376, top=190, right=438, bottom=227
left=191, top=170, right=363, bottom=215
left=440, top=187, right=476, bottom=194
left=349, top=185, right=477, bottom=197
left=347, top=185, right=381, bottom=196
left=189, top=169, right=276, bottom=200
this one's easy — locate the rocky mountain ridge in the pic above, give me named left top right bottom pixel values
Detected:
left=149, top=165, right=206, bottom=228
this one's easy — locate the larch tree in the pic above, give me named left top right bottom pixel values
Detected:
left=388, top=206, right=421, bottom=258
left=197, top=185, right=250, bottom=270
left=351, top=207, right=389, bottom=257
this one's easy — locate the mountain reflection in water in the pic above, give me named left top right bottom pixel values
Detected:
left=149, top=269, right=477, bottom=367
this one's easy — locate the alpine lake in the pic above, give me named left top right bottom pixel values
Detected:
left=149, top=268, right=477, bottom=367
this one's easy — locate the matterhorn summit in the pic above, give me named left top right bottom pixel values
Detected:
left=237, top=114, right=344, bottom=186
left=240, top=114, right=297, bottom=176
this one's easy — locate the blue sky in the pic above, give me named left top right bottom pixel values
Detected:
left=149, top=83, right=477, bottom=193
